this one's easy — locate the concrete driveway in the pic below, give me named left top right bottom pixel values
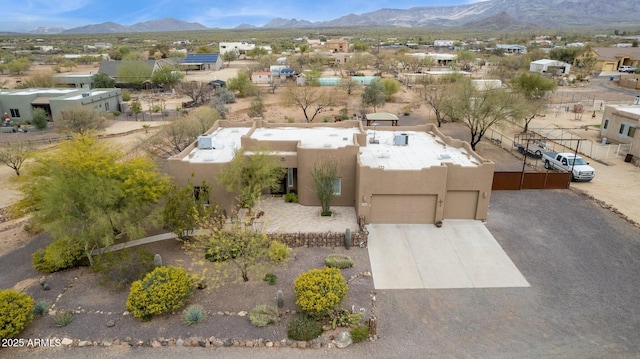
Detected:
left=367, top=221, right=529, bottom=289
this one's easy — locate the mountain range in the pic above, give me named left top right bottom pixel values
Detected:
left=29, top=0, right=639, bottom=34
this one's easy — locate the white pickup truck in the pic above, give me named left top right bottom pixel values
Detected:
left=542, top=152, right=595, bottom=182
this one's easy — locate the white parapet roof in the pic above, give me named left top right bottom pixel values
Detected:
left=359, top=130, right=481, bottom=169
left=251, top=127, right=359, bottom=148
left=182, top=127, right=251, bottom=163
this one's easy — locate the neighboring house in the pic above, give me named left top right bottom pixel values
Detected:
left=179, top=53, right=222, bottom=71
left=434, top=40, right=455, bottom=47
left=251, top=71, right=272, bottom=84
left=601, top=105, right=639, bottom=158
left=97, top=60, right=159, bottom=86
left=529, top=59, right=571, bottom=75
left=0, top=88, right=122, bottom=123
left=54, top=74, right=95, bottom=89
left=166, top=120, right=494, bottom=225
left=496, top=44, right=527, bottom=54
left=577, top=47, right=640, bottom=72
left=219, top=42, right=255, bottom=55
left=325, top=39, right=349, bottom=53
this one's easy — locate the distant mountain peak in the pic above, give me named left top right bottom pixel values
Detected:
left=62, top=18, right=208, bottom=34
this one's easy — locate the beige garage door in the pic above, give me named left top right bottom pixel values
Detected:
left=370, top=195, right=437, bottom=224
left=444, top=190, right=479, bottom=219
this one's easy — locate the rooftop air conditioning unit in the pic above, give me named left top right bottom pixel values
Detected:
left=197, top=135, right=214, bottom=149
left=393, top=133, right=408, bottom=146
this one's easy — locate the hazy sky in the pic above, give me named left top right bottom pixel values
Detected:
left=0, top=0, right=483, bottom=32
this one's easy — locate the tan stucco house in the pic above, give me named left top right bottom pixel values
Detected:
left=601, top=105, right=639, bottom=158
left=166, top=120, right=495, bottom=225
left=577, top=47, right=640, bottom=72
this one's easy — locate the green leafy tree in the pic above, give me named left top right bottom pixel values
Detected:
left=116, top=60, right=153, bottom=89
left=227, top=71, right=258, bottom=97
left=163, top=179, right=214, bottom=239
left=445, top=78, right=524, bottom=150
left=130, top=101, right=143, bottom=120
left=283, top=86, right=336, bottom=122
left=93, top=72, right=116, bottom=88
left=362, top=79, right=387, bottom=112
left=55, top=107, right=106, bottom=135
left=310, top=156, right=339, bottom=215
left=218, top=148, right=286, bottom=209
left=0, top=141, right=32, bottom=176
left=456, top=50, right=478, bottom=72
left=222, top=51, right=238, bottom=67
left=510, top=72, right=557, bottom=132
left=151, top=65, right=184, bottom=88
left=16, top=136, right=170, bottom=266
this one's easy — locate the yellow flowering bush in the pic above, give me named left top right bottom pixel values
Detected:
left=294, top=267, right=348, bottom=317
left=0, top=289, right=35, bottom=339
left=126, top=266, right=194, bottom=321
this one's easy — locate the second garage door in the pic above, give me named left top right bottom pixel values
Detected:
left=370, top=195, right=437, bottom=224
left=443, top=190, right=479, bottom=219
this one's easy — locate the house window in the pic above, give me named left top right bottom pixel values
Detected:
left=105, top=102, right=110, bottom=111
left=333, top=178, right=342, bottom=196
left=9, top=109, right=20, bottom=118
left=603, top=118, right=609, bottom=129
left=287, top=168, right=294, bottom=187
left=628, top=126, right=636, bottom=138
left=193, top=186, right=210, bottom=205
left=619, top=124, right=626, bottom=134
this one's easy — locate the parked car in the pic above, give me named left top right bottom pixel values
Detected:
left=618, top=65, right=637, bottom=73
left=514, top=139, right=550, bottom=158
left=542, top=152, right=595, bottom=182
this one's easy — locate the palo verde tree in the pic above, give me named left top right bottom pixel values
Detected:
left=151, top=65, right=184, bottom=89
left=93, top=72, right=116, bottom=88
left=283, top=85, right=336, bottom=122
left=445, top=77, right=524, bottom=150
left=510, top=72, right=557, bottom=133
left=218, top=148, right=286, bottom=210
left=227, top=71, right=258, bottom=98
left=16, top=136, right=170, bottom=266
left=309, top=156, right=339, bottom=216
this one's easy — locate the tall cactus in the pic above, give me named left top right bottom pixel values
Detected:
left=276, top=290, right=284, bottom=309
left=345, top=228, right=351, bottom=250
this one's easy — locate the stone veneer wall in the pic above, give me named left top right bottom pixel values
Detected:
left=267, top=231, right=368, bottom=248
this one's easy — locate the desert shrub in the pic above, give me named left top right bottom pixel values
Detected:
left=287, top=313, right=323, bottom=341
left=249, top=304, right=279, bottom=327
left=326, top=308, right=362, bottom=330
left=31, top=108, right=49, bottom=130
left=324, top=254, right=354, bottom=269
left=0, top=289, right=35, bottom=339
left=126, top=266, right=194, bottom=321
left=32, top=238, right=84, bottom=273
left=93, top=249, right=155, bottom=290
left=263, top=273, right=277, bottom=285
left=121, top=89, right=131, bottom=101
left=204, top=236, right=243, bottom=262
left=294, top=267, right=348, bottom=318
left=284, top=192, right=298, bottom=203
left=350, top=325, right=370, bottom=343
left=267, top=240, right=291, bottom=262
left=33, top=300, right=50, bottom=316
left=54, top=311, right=73, bottom=327
left=112, top=110, right=121, bottom=117
left=183, top=304, right=205, bottom=326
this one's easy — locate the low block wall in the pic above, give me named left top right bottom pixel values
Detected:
left=267, top=231, right=368, bottom=248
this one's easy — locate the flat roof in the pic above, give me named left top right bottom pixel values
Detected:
left=182, top=127, right=251, bottom=163
left=359, top=130, right=481, bottom=169
left=251, top=127, right=359, bottom=148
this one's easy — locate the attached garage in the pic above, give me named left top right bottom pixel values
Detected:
left=370, top=195, right=437, bottom=224
left=443, top=190, right=479, bottom=219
